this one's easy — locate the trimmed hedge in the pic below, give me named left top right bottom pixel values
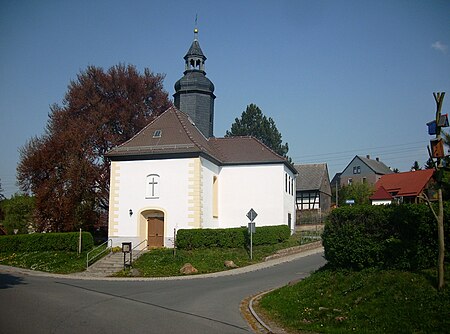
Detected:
left=322, top=203, right=450, bottom=270
left=251, top=225, right=291, bottom=246
left=176, top=225, right=291, bottom=250
left=0, top=232, right=94, bottom=252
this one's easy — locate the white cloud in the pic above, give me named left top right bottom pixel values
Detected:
left=431, top=41, right=448, bottom=53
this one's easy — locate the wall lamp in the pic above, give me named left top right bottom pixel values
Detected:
left=129, top=209, right=133, bottom=217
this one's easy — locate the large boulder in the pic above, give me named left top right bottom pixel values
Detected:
left=224, top=260, right=238, bottom=268
left=180, top=263, right=198, bottom=275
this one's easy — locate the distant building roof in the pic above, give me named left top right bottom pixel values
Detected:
left=295, top=163, right=329, bottom=192
left=357, top=155, right=393, bottom=175
left=374, top=169, right=434, bottom=197
left=370, top=186, right=394, bottom=201
left=330, top=172, right=341, bottom=186
left=106, top=107, right=296, bottom=173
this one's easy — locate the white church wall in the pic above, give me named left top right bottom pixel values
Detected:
left=108, top=158, right=192, bottom=248
left=200, top=157, right=221, bottom=228
left=218, top=164, right=287, bottom=228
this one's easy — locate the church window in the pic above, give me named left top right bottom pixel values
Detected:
left=153, top=130, right=162, bottom=138
left=146, top=174, right=160, bottom=198
left=212, top=176, right=218, bottom=218
left=285, top=174, right=288, bottom=192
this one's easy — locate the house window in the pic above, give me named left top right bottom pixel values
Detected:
left=146, top=174, right=160, bottom=198
left=153, top=130, right=162, bottom=138
left=363, top=177, right=367, bottom=184
left=212, top=176, right=218, bottom=218
left=348, top=178, right=353, bottom=185
left=353, top=166, right=361, bottom=174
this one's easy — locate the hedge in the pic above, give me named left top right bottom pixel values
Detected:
left=0, top=232, right=94, bottom=252
left=176, top=225, right=291, bottom=250
left=322, top=203, right=450, bottom=270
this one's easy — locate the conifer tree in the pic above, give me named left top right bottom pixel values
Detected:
left=225, top=103, right=289, bottom=159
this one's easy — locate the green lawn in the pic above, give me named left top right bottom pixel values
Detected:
left=259, top=266, right=450, bottom=333
left=116, top=230, right=319, bottom=277
left=0, top=230, right=319, bottom=276
left=0, top=251, right=87, bottom=274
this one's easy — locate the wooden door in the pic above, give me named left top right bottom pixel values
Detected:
left=147, top=217, right=164, bottom=248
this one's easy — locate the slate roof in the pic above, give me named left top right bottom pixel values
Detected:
left=373, top=169, right=434, bottom=197
left=185, top=39, right=206, bottom=60
left=357, top=155, right=393, bottom=175
left=295, top=163, right=329, bottom=192
left=106, top=107, right=296, bottom=173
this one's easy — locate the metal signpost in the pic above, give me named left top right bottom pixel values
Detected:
left=247, top=208, right=258, bottom=260
left=122, top=242, right=132, bottom=270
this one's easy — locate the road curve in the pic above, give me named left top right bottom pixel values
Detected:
left=0, top=249, right=325, bottom=334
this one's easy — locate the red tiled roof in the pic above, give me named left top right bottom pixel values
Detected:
left=370, top=186, right=394, bottom=201
left=106, top=107, right=295, bottom=172
left=374, top=169, right=434, bottom=197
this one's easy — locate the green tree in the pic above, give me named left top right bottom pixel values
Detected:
left=339, top=182, right=374, bottom=206
left=411, top=161, right=422, bottom=171
left=0, top=178, right=4, bottom=201
left=0, top=194, right=35, bottom=234
left=225, top=104, right=290, bottom=159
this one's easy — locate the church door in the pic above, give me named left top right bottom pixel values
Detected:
left=147, top=217, right=164, bottom=248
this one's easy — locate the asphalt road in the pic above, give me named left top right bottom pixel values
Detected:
left=0, top=250, right=325, bottom=334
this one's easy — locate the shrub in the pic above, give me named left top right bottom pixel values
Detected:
left=252, top=225, right=291, bottom=246
left=322, top=203, right=450, bottom=270
left=176, top=225, right=291, bottom=250
left=0, top=232, right=94, bottom=252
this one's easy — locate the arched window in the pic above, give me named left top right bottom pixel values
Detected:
left=146, top=174, right=160, bottom=199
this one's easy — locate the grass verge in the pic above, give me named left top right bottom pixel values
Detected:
left=0, top=251, right=87, bottom=274
left=115, top=231, right=319, bottom=277
left=258, top=266, right=450, bottom=333
left=0, top=230, right=320, bottom=276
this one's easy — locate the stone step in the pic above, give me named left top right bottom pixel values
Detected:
left=84, top=250, right=148, bottom=277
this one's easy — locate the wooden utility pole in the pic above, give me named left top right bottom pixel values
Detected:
left=427, top=92, right=446, bottom=290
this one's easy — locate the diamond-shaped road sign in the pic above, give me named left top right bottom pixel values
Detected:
left=246, top=208, right=258, bottom=222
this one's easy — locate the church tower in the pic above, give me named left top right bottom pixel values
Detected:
left=174, top=27, right=216, bottom=138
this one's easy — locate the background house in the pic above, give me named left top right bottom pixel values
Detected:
left=370, top=169, right=435, bottom=204
left=340, top=155, right=392, bottom=187
left=295, top=163, right=331, bottom=223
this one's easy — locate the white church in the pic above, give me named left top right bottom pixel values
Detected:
left=106, top=29, right=297, bottom=249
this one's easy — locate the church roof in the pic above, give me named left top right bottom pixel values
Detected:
left=174, top=70, right=215, bottom=94
left=185, top=39, right=206, bottom=60
left=106, top=107, right=296, bottom=173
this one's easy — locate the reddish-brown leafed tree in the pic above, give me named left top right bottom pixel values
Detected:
left=18, top=64, right=172, bottom=232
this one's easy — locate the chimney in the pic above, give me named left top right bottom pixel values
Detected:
left=366, top=155, right=370, bottom=159
left=376, top=157, right=379, bottom=162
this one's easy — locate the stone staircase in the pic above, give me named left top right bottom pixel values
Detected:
left=77, top=250, right=147, bottom=277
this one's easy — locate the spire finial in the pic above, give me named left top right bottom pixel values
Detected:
left=194, top=14, right=198, bottom=40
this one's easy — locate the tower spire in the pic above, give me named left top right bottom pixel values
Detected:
left=194, top=14, right=198, bottom=40
left=173, top=24, right=216, bottom=138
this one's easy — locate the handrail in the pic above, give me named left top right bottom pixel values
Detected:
left=86, top=239, right=112, bottom=269
left=131, top=239, right=148, bottom=261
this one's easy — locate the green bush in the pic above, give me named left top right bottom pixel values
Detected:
left=0, top=232, right=94, bottom=252
left=176, top=228, right=246, bottom=250
left=322, top=203, right=450, bottom=270
left=252, top=225, right=291, bottom=246
left=177, top=225, right=291, bottom=250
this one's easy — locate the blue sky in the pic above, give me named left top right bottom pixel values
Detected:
left=1, top=0, right=449, bottom=197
